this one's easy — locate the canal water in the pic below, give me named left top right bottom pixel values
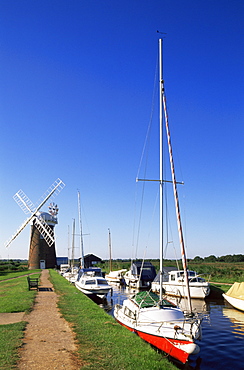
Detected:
left=101, top=285, right=244, bottom=370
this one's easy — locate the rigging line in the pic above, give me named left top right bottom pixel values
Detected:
left=164, top=193, right=177, bottom=263
left=134, top=180, right=145, bottom=259
left=136, top=56, right=158, bottom=180
left=146, top=189, right=159, bottom=246
left=133, top=56, right=158, bottom=259
left=163, top=182, right=180, bottom=269
left=163, top=146, right=181, bottom=269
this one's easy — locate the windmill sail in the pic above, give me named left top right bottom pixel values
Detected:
left=5, top=178, right=65, bottom=249
left=13, top=190, right=36, bottom=214
left=34, top=216, right=55, bottom=247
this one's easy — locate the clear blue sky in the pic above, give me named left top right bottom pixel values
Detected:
left=0, top=0, right=243, bottom=261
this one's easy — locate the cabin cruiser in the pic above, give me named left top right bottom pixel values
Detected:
left=124, top=261, right=156, bottom=289
left=151, top=270, right=210, bottom=299
left=75, top=267, right=112, bottom=298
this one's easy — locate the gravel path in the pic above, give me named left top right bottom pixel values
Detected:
left=18, top=269, right=81, bottom=369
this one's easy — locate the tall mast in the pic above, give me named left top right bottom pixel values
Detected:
left=159, top=39, right=164, bottom=301
left=78, top=191, right=84, bottom=268
left=108, top=228, right=112, bottom=272
left=72, top=219, right=75, bottom=268
left=160, top=39, right=192, bottom=312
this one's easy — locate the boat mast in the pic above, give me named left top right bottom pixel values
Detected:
left=108, top=228, right=112, bottom=272
left=159, top=38, right=192, bottom=313
left=159, top=39, right=164, bottom=301
left=78, top=190, right=85, bottom=269
left=72, top=218, right=75, bottom=269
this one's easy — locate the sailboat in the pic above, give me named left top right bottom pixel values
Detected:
left=123, top=260, right=156, bottom=288
left=113, top=39, right=202, bottom=364
left=74, top=192, right=112, bottom=298
left=105, top=228, right=127, bottom=284
left=63, top=220, right=79, bottom=283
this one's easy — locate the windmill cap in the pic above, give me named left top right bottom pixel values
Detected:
left=38, top=211, right=58, bottom=225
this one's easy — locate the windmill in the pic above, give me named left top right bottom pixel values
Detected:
left=5, top=178, right=65, bottom=269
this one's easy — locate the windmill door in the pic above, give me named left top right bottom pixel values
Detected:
left=40, top=260, right=46, bottom=269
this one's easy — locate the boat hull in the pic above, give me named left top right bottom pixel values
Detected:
left=115, top=318, right=199, bottom=364
left=223, top=293, right=244, bottom=311
left=106, top=276, right=124, bottom=284
left=151, top=282, right=210, bottom=299
left=75, top=282, right=111, bottom=298
left=114, top=295, right=201, bottom=365
left=105, top=269, right=126, bottom=284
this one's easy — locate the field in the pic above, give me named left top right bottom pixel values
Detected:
left=100, top=259, right=244, bottom=284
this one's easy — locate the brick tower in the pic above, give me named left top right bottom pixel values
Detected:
left=28, top=211, right=58, bottom=269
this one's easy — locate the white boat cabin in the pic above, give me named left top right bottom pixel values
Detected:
left=166, top=270, right=206, bottom=283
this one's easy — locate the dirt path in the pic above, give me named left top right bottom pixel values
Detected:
left=18, top=269, right=81, bottom=369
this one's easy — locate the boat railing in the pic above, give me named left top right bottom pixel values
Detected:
left=188, top=273, right=211, bottom=283
left=134, top=315, right=199, bottom=331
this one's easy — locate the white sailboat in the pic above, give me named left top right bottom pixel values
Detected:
left=123, top=260, right=156, bottom=289
left=74, top=191, right=112, bottom=298
left=114, top=39, right=202, bottom=364
left=105, top=228, right=127, bottom=284
left=63, top=219, right=79, bottom=283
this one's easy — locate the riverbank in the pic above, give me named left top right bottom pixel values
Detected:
left=18, top=269, right=80, bottom=369
left=0, top=270, right=177, bottom=369
left=49, top=270, right=177, bottom=369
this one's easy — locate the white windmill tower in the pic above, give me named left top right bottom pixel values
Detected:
left=5, top=178, right=65, bottom=269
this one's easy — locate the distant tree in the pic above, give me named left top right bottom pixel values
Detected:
left=218, top=254, right=244, bottom=263
left=193, top=256, right=203, bottom=263
left=204, top=255, right=217, bottom=262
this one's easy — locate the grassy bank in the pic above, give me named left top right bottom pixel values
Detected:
left=100, top=260, right=244, bottom=284
left=0, top=269, right=40, bottom=281
left=50, top=270, right=177, bottom=370
left=0, top=322, right=26, bottom=369
left=0, top=273, right=40, bottom=313
left=0, top=268, right=234, bottom=369
left=0, top=271, right=40, bottom=369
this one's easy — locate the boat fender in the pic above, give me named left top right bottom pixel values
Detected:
left=110, top=287, right=113, bottom=296
left=174, top=325, right=182, bottom=331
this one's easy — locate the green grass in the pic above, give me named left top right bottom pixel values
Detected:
left=210, top=283, right=231, bottom=294
left=0, top=322, right=26, bottom=369
left=0, top=274, right=40, bottom=313
left=0, top=269, right=41, bottom=281
left=50, top=270, right=177, bottom=370
left=0, top=271, right=40, bottom=369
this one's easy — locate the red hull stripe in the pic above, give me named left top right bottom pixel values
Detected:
left=116, top=320, right=190, bottom=364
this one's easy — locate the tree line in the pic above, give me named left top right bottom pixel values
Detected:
left=192, top=254, right=244, bottom=263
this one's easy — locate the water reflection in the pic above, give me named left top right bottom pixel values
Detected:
left=222, top=307, right=244, bottom=336
left=87, top=284, right=244, bottom=370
